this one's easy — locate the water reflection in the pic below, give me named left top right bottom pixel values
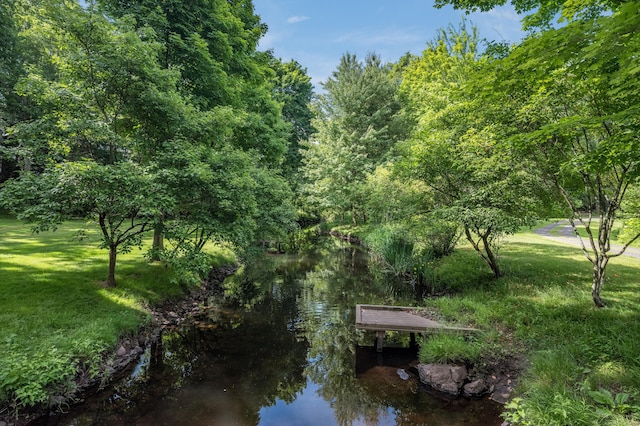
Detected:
left=52, top=238, right=502, bottom=425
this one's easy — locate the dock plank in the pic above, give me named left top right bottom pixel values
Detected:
left=355, top=304, right=477, bottom=351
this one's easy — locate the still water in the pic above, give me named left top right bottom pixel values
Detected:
left=53, top=238, right=502, bottom=425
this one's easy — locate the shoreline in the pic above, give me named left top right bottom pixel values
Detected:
left=3, top=265, right=237, bottom=426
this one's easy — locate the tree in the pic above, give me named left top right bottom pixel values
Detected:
left=0, top=0, right=186, bottom=285
left=1, top=162, right=169, bottom=286
left=269, top=57, right=315, bottom=192
left=488, top=4, right=640, bottom=305
left=97, top=0, right=293, bottom=255
left=434, top=0, right=620, bottom=29
left=302, top=53, right=408, bottom=225
left=156, top=141, right=258, bottom=259
left=399, top=22, right=538, bottom=278
left=97, top=0, right=289, bottom=166
left=0, top=0, right=24, bottom=151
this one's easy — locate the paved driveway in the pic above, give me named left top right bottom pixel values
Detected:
left=534, top=220, right=640, bottom=259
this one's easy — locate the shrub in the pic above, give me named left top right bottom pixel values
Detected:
left=363, top=224, right=415, bottom=276
left=412, top=218, right=460, bottom=259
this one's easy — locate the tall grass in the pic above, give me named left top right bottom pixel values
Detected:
left=0, top=218, right=235, bottom=413
left=363, top=224, right=415, bottom=276
left=361, top=221, right=460, bottom=294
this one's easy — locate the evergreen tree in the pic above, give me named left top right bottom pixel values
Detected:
left=302, top=53, right=407, bottom=225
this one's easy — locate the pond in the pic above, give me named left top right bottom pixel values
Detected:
left=47, top=238, right=503, bottom=425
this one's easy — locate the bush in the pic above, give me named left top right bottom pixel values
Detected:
left=363, top=224, right=414, bottom=276
left=0, top=343, right=79, bottom=410
left=412, top=218, right=460, bottom=259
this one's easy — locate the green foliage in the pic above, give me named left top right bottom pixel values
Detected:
left=487, top=3, right=640, bottom=305
left=434, top=0, right=617, bottom=30
left=362, top=220, right=463, bottom=294
left=270, top=57, right=315, bottom=192
left=302, top=52, right=409, bottom=225
left=399, top=21, right=539, bottom=279
left=0, top=340, right=78, bottom=409
left=418, top=333, right=482, bottom=364
left=415, top=218, right=461, bottom=259
left=364, top=224, right=415, bottom=277
left=364, top=165, right=431, bottom=224
left=0, top=161, right=170, bottom=285
left=587, top=388, right=640, bottom=417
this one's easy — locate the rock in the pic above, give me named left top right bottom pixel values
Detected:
left=138, top=335, right=148, bottom=347
left=491, top=390, right=512, bottom=405
left=397, top=369, right=410, bottom=380
left=463, top=379, right=487, bottom=397
left=417, top=364, right=467, bottom=395
left=116, top=345, right=127, bottom=357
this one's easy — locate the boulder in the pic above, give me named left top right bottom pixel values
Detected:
left=417, top=364, right=467, bottom=395
left=463, top=378, right=487, bottom=397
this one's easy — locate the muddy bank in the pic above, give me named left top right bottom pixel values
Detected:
left=3, top=266, right=237, bottom=426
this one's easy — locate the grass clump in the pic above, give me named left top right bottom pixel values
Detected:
left=418, top=333, right=482, bottom=365
left=359, top=220, right=460, bottom=294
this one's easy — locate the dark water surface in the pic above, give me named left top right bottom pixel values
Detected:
left=51, top=239, right=502, bottom=425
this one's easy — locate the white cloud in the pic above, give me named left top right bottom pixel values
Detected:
left=287, top=15, right=310, bottom=24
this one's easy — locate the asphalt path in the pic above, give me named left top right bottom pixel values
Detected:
left=534, top=220, right=640, bottom=259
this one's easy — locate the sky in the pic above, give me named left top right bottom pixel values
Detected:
left=253, top=0, right=527, bottom=90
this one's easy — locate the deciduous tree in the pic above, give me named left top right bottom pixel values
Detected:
left=399, top=22, right=538, bottom=278
left=489, top=4, right=640, bottom=305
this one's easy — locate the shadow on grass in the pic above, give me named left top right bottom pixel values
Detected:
left=0, top=218, right=204, bottom=412
left=440, top=237, right=640, bottom=410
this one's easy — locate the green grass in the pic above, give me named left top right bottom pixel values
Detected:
left=0, top=217, right=235, bottom=412
left=418, top=333, right=482, bottom=364
left=424, top=231, right=640, bottom=425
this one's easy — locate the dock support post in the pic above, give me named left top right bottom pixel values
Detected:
left=375, top=331, right=385, bottom=352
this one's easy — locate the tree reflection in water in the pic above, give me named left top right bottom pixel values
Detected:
left=53, top=238, right=501, bottom=426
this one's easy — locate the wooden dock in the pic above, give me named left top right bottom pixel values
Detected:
left=355, top=304, right=477, bottom=352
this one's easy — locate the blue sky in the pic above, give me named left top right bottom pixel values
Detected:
left=254, top=0, right=526, bottom=90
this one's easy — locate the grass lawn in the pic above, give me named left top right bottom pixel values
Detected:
left=0, top=217, right=235, bottom=413
left=425, top=231, right=640, bottom=425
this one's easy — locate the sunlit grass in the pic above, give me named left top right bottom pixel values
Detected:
left=424, top=229, right=640, bottom=425
left=0, top=217, right=235, bottom=411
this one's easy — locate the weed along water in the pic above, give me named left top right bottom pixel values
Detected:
left=47, top=238, right=502, bottom=425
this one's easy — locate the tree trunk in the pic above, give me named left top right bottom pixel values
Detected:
left=151, top=221, right=164, bottom=261
left=591, top=254, right=608, bottom=308
left=464, top=226, right=503, bottom=279
left=483, top=235, right=502, bottom=279
left=107, top=245, right=117, bottom=287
